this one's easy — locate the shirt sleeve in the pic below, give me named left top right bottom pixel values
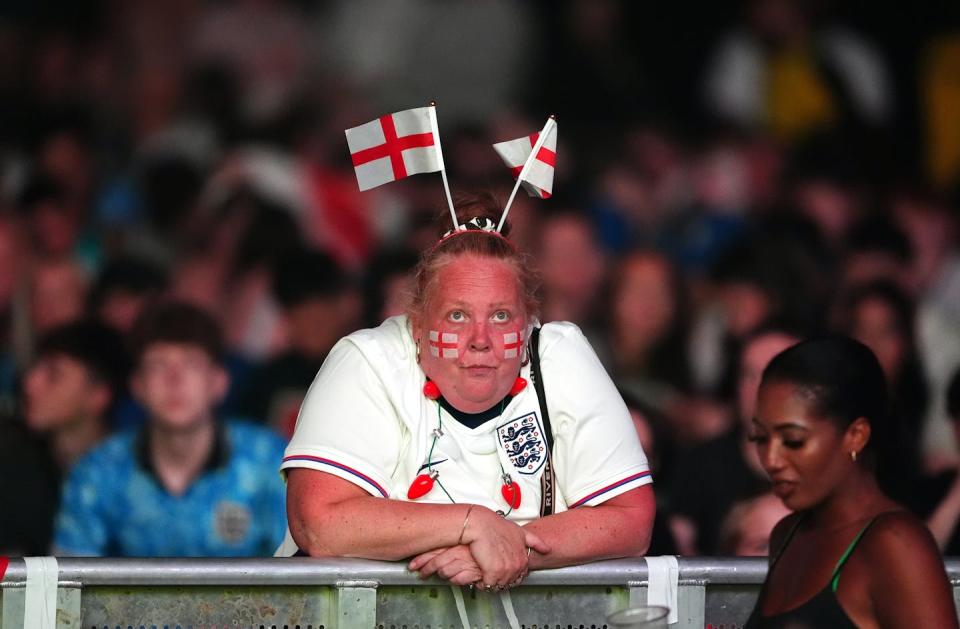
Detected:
left=542, top=324, right=653, bottom=508
left=53, top=455, right=110, bottom=556
left=281, top=337, right=403, bottom=498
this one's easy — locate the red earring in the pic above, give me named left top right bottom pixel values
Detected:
left=509, top=377, right=527, bottom=396
left=423, top=380, right=441, bottom=400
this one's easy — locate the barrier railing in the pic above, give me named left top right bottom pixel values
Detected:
left=3, top=557, right=960, bottom=628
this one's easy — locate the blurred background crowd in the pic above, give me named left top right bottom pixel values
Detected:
left=2, top=0, right=960, bottom=558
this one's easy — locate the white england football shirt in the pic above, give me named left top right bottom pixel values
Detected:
left=278, top=316, right=651, bottom=553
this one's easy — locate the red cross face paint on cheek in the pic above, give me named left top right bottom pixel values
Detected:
left=429, top=330, right=459, bottom=359
left=502, top=330, right=524, bottom=359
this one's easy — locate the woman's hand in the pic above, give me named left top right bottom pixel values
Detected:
left=408, top=545, right=482, bottom=585
left=461, top=506, right=550, bottom=589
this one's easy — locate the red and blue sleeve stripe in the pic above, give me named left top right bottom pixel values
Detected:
left=569, top=471, right=652, bottom=508
left=283, top=455, right=389, bottom=498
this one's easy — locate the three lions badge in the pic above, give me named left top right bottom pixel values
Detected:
left=497, top=412, right=547, bottom=475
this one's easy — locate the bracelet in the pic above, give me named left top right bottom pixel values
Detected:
left=457, top=504, right=475, bottom=545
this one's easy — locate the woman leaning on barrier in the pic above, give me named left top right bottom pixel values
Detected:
left=745, top=336, right=958, bottom=628
left=276, top=193, right=656, bottom=593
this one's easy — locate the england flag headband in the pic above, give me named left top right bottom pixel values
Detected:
left=442, top=216, right=498, bottom=239
left=344, top=103, right=557, bottom=236
left=432, top=216, right=517, bottom=251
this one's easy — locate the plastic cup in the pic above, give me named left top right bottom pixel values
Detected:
left=605, top=605, right=670, bottom=628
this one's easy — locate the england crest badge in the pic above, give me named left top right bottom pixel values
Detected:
left=497, top=412, right=547, bottom=475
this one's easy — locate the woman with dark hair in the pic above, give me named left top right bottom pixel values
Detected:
left=607, top=250, right=692, bottom=406
left=839, top=280, right=929, bottom=509
left=279, top=192, right=655, bottom=593
left=745, top=336, right=957, bottom=628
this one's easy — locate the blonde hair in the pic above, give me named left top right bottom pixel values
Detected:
left=407, top=192, right=540, bottom=326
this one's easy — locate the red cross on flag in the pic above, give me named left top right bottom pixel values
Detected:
left=346, top=106, right=443, bottom=191
left=503, top=330, right=524, bottom=359
left=429, top=330, right=459, bottom=359
left=492, top=120, right=558, bottom=199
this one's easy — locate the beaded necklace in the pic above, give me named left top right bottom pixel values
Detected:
left=407, top=398, right=522, bottom=515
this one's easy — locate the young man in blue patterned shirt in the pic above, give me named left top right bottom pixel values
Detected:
left=54, top=302, right=287, bottom=556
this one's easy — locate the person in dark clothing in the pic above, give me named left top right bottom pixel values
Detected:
left=87, top=255, right=169, bottom=335
left=837, top=280, right=929, bottom=512
left=0, top=320, right=128, bottom=555
left=668, top=322, right=802, bottom=554
left=361, top=248, right=419, bottom=328
left=622, top=390, right=678, bottom=556
left=745, top=336, right=955, bottom=628
left=237, top=249, right=359, bottom=437
left=0, top=418, right=61, bottom=555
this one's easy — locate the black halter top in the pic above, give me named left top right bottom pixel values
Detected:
left=744, top=513, right=884, bottom=629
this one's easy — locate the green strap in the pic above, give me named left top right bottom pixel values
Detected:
left=830, top=515, right=882, bottom=592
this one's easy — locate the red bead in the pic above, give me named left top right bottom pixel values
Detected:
left=407, top=472, right=436, bottom=500
left=509, top=377, right=527, bottom=396
left=501, top=481, right=522, bottom=509
left=423, top=381, right=441, bottom=400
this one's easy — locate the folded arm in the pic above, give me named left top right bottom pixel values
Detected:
left=287, top=467, right=467, bottom=559
left=286, top=468, right=548, bottom=586
left=522, top=484, right=655, bottom=569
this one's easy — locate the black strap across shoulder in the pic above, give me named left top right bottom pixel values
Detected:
left=529, top=327, right=556, bottom=516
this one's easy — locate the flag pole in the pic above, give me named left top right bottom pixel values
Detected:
left=427, top=101, right=458, bottom=229
left=498, top=115, right=555, bottom=233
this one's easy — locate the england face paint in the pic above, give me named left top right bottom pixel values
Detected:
left=429, top=330, right=459, bottom=359
left=415, top=255, right=527, bottom=413
left=503, top=330, right=524, bottom=359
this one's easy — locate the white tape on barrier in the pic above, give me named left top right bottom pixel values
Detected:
left=645, top=555, right=679, bottom=625
left=449, top=584, right=521, bottom=629
left=500, top=589, right=521, bottom=629
left=451, top=585, right=469, bottom=629
left=23, top=556, right=58, bottom=629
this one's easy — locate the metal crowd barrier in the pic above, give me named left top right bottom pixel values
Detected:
left=2, top=557, right=960, bottom=629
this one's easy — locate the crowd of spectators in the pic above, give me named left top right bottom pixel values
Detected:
left=1, top=0, right=960, bottom=558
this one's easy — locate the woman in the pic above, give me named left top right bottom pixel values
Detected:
left=840, top=280, right=929, bottom=508
left=746, top=336, right=957, bottom=628
left=607, top=250, right=692, bottom=409
left=278, top=193, right=655, bottom=592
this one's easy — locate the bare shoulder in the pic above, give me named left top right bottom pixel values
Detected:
left=861, top=510, right=940, bottom=561
left=859, top=510, right=958, bottom=627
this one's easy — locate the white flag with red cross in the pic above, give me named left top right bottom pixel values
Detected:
left=503, top=330, right=524, bottom=359
left=429, top=330, right=459, bottom=359
left=492, top=120, right=557, bottom=199
left=345, top=106, right=443, bottom=191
